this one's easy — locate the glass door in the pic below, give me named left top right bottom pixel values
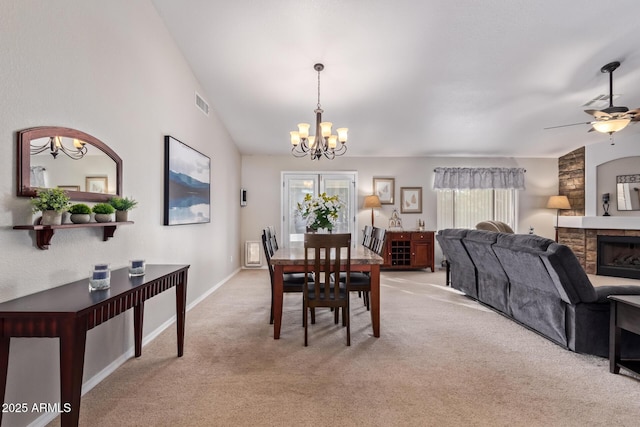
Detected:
left=282, top=172, right=357, bottom=247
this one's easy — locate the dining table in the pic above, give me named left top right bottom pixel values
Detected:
left=269, top=244, right=384, bottom=339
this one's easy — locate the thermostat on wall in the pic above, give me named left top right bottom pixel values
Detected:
left=240, top=188, right=247, bottom=206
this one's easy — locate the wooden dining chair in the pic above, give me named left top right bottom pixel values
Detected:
left=268, top=225, right=279, bottom=250
left=338, top=226, right=385, bottom=311
left=262, top=228, right=309, bottom=324
left=302, top=233, right=352, bottom=346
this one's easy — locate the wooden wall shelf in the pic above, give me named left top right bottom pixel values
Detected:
left=13, top=221, right=133, bottom=250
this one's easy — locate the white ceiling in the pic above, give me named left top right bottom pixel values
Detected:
left=151, top=0, right=640, bottom=158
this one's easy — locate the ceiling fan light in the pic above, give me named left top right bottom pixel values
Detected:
left=591, top=118, right=631, bottom=134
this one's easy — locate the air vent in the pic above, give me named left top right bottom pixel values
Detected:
left=582, top=94, right=620, bottom=108
left=195, top=92, right=209, bottom=116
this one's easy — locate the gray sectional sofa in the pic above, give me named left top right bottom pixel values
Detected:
left=436, top=228, right=640, bottom=358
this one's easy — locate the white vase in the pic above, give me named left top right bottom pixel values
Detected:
left=41, top=210, right=62, bottom=226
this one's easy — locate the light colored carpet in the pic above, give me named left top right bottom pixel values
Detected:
left=49, top=269, right=640, bottom=426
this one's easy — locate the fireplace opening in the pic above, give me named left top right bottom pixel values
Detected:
left=597, top=235, right=640, bottom=280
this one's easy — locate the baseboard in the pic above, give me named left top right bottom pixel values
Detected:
left=27, top=268, right=240, bottom=427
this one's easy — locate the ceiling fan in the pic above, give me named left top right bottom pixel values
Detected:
left=545, top=61, right=640, bottom=134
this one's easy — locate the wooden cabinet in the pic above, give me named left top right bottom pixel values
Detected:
left=382, top=230, right=435, bottom=271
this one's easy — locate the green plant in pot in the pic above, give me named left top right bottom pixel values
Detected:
left=31, top=188, right=71, bottom=225
left=108, top=196, right=137, bottom=222
left=92, top=203, right=115, bottom=223
left=68, top=203, right=92, bottom=224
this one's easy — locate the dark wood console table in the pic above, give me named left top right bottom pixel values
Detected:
left=0, top=264, right=190, bottom=427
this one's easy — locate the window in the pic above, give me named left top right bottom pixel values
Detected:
left=433, top=167, right=523, bottom=231
left=436, top=189, right=517, bottom=230
left=281, top=172, right=357, bottom=247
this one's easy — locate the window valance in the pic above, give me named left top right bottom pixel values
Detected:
left=433, top=167, right=526, bottom=190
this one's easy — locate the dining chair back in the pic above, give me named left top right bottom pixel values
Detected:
left=303, top=233, right=352, bottom=346
left=262, top=227, right=307, bottom=324
left=268, top=225, right=279, bottom=250
left=362, top=225, right=373, bottom=248
left=370, top=227, right=387, bottom=255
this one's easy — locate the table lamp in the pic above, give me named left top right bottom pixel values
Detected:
left=546, top=195, right=571, bottom=242
left=363, top=195, right=382, bottom=227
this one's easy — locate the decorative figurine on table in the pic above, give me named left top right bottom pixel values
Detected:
left=602, top=193, right=611, bottom=216
left=389, top=209, right=402, bottom=230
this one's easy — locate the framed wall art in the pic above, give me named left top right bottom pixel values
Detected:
left=400, top=187, right=422, bottom=213
left=164, top=135, right=211, bottom=225
left=58, top=185, right=81, bottom=191
left=373, top=177, right=395, bottom=204
left=85, top=176, right=108, bottom=193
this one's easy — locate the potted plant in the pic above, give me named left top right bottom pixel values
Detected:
left=108, top=196, right=137, bottom=222
left=92, top=203, right=115, bottom=223
left=68, top=203, right=92, bottom=224
left=31, top=188, right=71, bottom=225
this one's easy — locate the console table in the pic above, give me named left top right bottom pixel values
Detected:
left=0, top=264, right=190, bottom=427
left=609, top=295, right=640, bottom=375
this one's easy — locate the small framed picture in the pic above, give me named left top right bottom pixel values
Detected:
left=373, top=177, right=395, bottom=204
left=400, top=187, right=422, bottom=213
left=86, top=176, right=108, bottom=193
left=57, top=185, right=80, bottom=191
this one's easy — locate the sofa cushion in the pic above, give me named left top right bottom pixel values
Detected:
left=495, top=233, right=554, bottom=252
left=540, top=244, right=597, bottom=304
left=463, top=230, right=509, bottom=313
left=492, top=239, right=568, bottom=345
left=437, top=229, right=477, bottom=298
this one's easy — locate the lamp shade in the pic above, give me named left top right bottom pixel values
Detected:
left=363, top=195, right=382, bottom=209
left=546, top=195, right=571, bottom=210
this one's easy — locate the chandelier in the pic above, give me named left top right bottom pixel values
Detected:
left=30, top=136, right=87, bottom=160
left=290, top=63, right=348, bottom=160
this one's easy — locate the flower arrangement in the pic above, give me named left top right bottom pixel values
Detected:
left=297, top=192, right=342, bottom=231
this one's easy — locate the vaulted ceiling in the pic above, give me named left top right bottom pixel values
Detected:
left=152, top=0, right=640, bottom=158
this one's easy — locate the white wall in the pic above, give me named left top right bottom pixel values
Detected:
left=0, top=2, right=240, bottom=425
left=241, top=155, right=558, bottom=265
left=597, top=156, right=640, bottom=216
left=585, top=133, right=640, bottom=216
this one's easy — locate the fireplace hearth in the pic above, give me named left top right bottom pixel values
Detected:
left=597, top=235, right=640, bottom=279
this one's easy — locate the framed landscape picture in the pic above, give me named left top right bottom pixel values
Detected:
left=85, top=176, right=108, bottom=193
left=373, top=177, right=395, bottom=204
left=164, top=135, right=211, bottom=225
left=400, top=187, right=422, bottom=213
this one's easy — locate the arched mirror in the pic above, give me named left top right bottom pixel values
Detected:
left=17, top=126, right=122, bottom=202
left=617, top=174, right=640, bottom=211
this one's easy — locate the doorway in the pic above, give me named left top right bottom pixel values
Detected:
left=282, top=171, right=357, bottom=247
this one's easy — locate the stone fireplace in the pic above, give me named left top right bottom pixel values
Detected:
left=558, top=220, right=640, bottom=277
left=597, top=235, right=640, bottom=279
